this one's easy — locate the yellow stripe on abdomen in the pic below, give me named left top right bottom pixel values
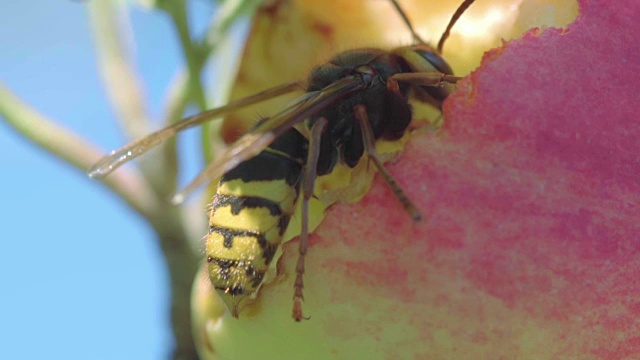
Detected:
left=206, top=180, right=300, bottom=316
left=217, top=178, right=298, bottom=210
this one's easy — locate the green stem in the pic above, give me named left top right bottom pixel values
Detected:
left=149, top=207, right=200, bottom=360
left=87, top=0, right=151, bottom=141
left=164, top=1, right=212, bottom=163
left=87, top=2, right=199, bottom=359
left=88, top=0, right=178, bottom=195
left=0, top=82, right=158, bottom=221
left=163, top=0, right=262, bottom=165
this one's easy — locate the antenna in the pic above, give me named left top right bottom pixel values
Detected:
left=437, top=0, right=477, bottom=53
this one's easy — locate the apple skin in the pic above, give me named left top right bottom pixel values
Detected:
left=193, top=0, right=640, bottom=359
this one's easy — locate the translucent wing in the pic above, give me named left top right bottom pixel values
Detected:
left=172, top=75, right=366, bottom=203
left=87, top=81, right=303, bottom=179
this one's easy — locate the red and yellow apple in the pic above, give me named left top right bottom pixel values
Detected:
left=192, top=0, right=640, bottom=358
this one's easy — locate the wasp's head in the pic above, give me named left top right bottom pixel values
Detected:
left=392, top=44, right=455, bottom=108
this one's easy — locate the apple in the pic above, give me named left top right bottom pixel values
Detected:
left=193, top=0, right=640, bottom=358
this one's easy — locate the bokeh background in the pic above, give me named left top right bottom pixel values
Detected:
left=0, top=1, right=243, bottom=358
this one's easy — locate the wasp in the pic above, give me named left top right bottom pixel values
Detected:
left=88, top=0, right=477, bottom=321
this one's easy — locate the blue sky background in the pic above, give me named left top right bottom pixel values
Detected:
left=0, top=1, right=241, bottom=359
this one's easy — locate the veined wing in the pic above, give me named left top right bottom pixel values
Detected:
left=172, top=75, right=366, bottom=203
left=87, top=81, right=303, bottom=179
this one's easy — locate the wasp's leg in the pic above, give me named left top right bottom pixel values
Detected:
left=389, top=72, right=462, bottom=88
left=293, top=117, right=328, bottom=322
left=388, top=0, right=426, bottom=45
left=387, top=71, right=461, bottom=111
left=354, top=104, right=422, bottom=222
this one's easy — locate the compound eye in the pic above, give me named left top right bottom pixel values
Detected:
left=415, top=48, right=454, bottom=75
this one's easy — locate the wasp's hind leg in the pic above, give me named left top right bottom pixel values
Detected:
left=354, top=104, right=422, bottom=222
left=293, top=117, right=328, bottom=322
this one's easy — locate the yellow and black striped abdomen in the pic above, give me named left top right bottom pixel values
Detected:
left=206, top=128, right=307, bottom=316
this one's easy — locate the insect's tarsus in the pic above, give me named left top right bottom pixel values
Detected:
left=293, top=117, right=328, bottom=322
